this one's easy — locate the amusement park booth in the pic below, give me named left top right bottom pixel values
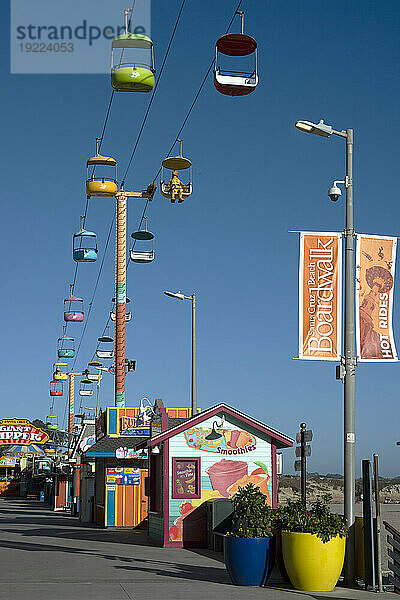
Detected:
left=0, top=419, right=50, bottom=498
left=69, top=416, right=96, bottom=517
left=83, top=404, right=191, bottom=528
left=139, top=403, right=293, bottom=548
left=53, top=465, right=72, bottom=511
left=0, top=454, right=21, bottom=496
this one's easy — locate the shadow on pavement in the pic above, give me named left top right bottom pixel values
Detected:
left=0, top=499, right=235, bottom=587
left=0, top=537, right=231, bottom=585
left=1, top=525, right=151, bottom=545
left=113, top=557, right=230, bottom=585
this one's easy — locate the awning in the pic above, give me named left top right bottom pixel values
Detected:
left=83, top=436, right=148, bottom=458
left=0, top=444, right=47, bottom=457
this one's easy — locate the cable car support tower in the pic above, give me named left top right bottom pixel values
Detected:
left=114, top=184, right=156, bottom=407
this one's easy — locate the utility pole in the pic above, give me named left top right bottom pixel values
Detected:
left=68, top=373, right=75, bottom=449
left=114, top=184, right=156, bottom=408
left=164, top=290, right=197, bottom=414
left=115, top=190, right=128, bottom=409
left=294, top=119, right=356, bottom=583
left=295, top=423, right=312, bottom=503
left=373, top=454, right=384, bottom=592
left=343, top=129, right=356, bottom=584
left=300, top=422, right=306, bottom=503
left=191, top=293, right=197, bottom=415
left=68, top=372, right=84, bottom=454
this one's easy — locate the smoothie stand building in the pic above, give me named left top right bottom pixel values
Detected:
left=137, top=402, right=293, bottom=547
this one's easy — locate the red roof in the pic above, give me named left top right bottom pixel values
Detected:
left=216, top=34, right=257, bottom=56
left=146, top=403, right=293, bottom=449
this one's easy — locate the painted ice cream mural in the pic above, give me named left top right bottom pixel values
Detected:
left=169, top=423, right=272, bottom=542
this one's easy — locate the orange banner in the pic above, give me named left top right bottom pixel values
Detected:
left=356, top=234, right=398, bottom=361
left=299, top=232, right=342, bottom=360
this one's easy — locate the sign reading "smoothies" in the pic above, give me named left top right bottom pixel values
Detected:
left=0, top=419, right=49, bottom=445
left=184, top=427, right=256, bottom=455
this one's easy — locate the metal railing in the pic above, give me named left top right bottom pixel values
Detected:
left=384, top=520, right=400, bottom=593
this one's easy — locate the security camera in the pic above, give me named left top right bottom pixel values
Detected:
left=328, top=181, right=343, bottom=202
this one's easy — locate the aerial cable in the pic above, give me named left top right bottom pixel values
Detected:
left=91, top=317, right=112, bottom=363
left=58, top=1, right=138, bottom=429
left=65, top=0, right=136, bottom=307
left=66, top=1, right=242, bottom=392
left=125, top=0, right=243, bottom=268
left=70, top=0, right=187, bottom=362
left=153, top=0, right=243, bottom=182
left=61, top=210, right=114, bottom=429
left=120, top=0, right=187, bottom=187
left=70, top=210, right=116, bottom=370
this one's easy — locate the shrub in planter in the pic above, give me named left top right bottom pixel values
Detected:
left=274, top=496, right=348, bottom=591
left=224, top=483, right=275, bottom=586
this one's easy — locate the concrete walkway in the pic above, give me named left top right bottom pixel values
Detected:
left=0, top=499, right=396, bottom=600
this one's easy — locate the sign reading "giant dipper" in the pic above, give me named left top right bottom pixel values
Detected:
left=0, top=419, right=49, bottom=445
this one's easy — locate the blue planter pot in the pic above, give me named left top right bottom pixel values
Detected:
left=224, top=535, right=276, bottom=586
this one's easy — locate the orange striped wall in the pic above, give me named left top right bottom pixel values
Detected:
left=105, top=469, right=148, bottom=527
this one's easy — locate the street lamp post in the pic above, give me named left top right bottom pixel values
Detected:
left=67, top=371, right=85, bottom=455
left=88, top=361, right=110, bottom=417
left=164, top=290, right=197, bottom=415
left=295, top=119, right=355, bottom=583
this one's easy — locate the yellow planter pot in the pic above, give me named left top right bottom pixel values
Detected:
left=281, top=531, right=345, bottom=592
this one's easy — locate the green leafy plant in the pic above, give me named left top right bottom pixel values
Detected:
left=273, top=495, right=348, bottom=543
left=227, top=483, right=273, bottom=538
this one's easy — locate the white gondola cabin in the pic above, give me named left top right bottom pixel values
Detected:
left=110, top=297, right=132, bottom=322
left=130, top=217, right=154, bottom=263
left=214, top=11, right=258, bottom=97
left=96, top=330, right=114, bottom=359
left=86, top=363, right=101, bottom=382
left=79, top=379, right=94, bottom=397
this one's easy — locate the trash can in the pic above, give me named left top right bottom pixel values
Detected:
left=206, top=498, right=233, bottom=552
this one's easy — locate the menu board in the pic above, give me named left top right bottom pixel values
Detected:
left=172, top=458, right=200, bottom=499
left=106, top=466, right=140, bottom=485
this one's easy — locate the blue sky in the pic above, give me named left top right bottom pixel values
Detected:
left=1, top=0, right=400, bottom=476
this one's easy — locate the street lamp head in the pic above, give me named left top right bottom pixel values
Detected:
left=295, top=119, right=333, bottom=138
left=164, top=290, right=185, bottom=301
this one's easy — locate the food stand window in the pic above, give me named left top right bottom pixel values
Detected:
left=172, top=457, right=201, bottom=499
